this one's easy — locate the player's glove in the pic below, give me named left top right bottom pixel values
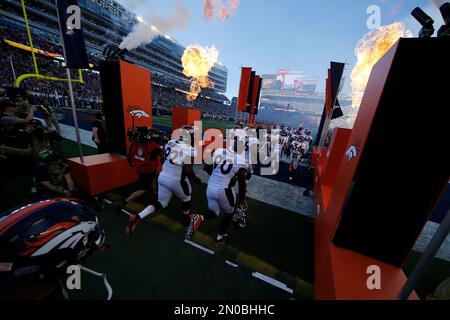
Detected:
left=193, top=177, right=202, bottom=185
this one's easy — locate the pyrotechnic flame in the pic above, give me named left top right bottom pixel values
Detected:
left=182, top=45, right=219, bottom=101
left=204, top=0, right=239, bottom=21
left=351, top=23, right=413, bottom=108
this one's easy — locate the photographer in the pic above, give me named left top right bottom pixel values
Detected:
left=39, top=99, right=61, bottom=135
left=115, top=127, right=163, bottom=211
left=0, top=98, right=37, bottom=131
left=32, top=147, right=76, bottom=199
left=26, top=119, right=73, bottom=198
left=0, top=99, right=35, bottom=160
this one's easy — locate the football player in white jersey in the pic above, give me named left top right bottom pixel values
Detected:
left=279, top=131, right=289, bottom=159
left=126, top=126, right=201, bottom=235
left=230, top=127, right=258, bottom=181
left=288, top=135, right=308, bottom=181
left=303, top=129, right=313, bottom=146
left=185, top=138, right=248, bottom=246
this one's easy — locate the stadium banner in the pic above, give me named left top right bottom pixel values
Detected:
left=56, top=0, right=89, bottom=69
left=254, top=76, right=263, bottom=115
left=249, top=74, right=259, bottom=114
left=246, top=71, right=256, bottom=113
left=330, top=61, right=345, bottom=108
left=250, top=75, right=262, bottom=115
left=237, top=67, right=252, bottom=112
left=314, top=103, right=327, bottom=146
left=325, top=69, right=332, bottom=114
left=332, top=99, right=344, bottom=120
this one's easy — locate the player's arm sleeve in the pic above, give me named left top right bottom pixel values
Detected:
left=190, top=146, right=198, bottom=158
left=203, top=164, right=213, bottom=176
left=149, top=146, right=163, bottom=160
left=237, top=168, right=247, bottom=206
left=183, top=164, right=201, bottom=184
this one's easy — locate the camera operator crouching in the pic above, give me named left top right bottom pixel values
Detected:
left=114, top=127, right=163, bottom=211
left=29, top=118, right=76, bottom=199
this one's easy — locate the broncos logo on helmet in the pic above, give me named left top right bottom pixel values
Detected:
left=0, top=199, right=105, bottom=288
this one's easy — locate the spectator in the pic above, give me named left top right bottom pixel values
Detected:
left=92, top=112, right=108, bottom=154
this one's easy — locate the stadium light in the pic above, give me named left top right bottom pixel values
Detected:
left=411, top=7, right=435, bottom=38
left=136, top=15, right=144, bottom=23
left=437, top=2, right=450, bottom=37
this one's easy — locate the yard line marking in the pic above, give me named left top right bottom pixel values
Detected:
left=184, top=240, right=215, bottom=255
left=252, top=272, right=294, bottom=294
left=225, top=260, right=238, bottom=268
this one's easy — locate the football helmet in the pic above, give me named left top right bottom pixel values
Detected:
left=0, top=199, right=105, bottom=287
left=234, top=121, right=244, bottom=129
left=178, top=125, right=199, bottom=147
left=232, top=201, right=249, bottom=229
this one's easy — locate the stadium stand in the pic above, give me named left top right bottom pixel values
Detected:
left=0, top=0, right=233, bottom=120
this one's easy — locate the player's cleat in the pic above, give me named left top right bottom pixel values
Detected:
left=185, top=214, right=203, bottom=240
left=126, top=214, right=141, bottom=235
left=183, top=212, right=194, bottom=226
left=215, top=234, right=229, bottom=247
left=113, top=199, right=126, bottom=214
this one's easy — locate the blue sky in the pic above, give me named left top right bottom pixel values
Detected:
left=118, top=0, right=443, bottom=98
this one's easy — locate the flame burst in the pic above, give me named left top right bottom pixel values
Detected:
left=182, top=44, right=219, bottom=101
left=204, top=0, right=239, bottom=21
left=351, top=23, right=413, bottom=108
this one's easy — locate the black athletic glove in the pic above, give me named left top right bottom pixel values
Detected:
left=193, top=177, right=202, bottom=185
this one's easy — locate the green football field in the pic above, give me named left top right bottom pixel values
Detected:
left=1, top=139, right=449, bottom=300
left=69, top=141, right=314, bottom=300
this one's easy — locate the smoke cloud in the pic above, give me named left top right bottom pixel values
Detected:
left=429, top=0, right=447, bottom=7
left=150, top=0, right=191, bottom=34
left=119, top=0, right=191, bottom=51
left=203, top=0, right=239, bottom=21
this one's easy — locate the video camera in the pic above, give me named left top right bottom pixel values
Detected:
left=127, top=126, right=161, bottom=145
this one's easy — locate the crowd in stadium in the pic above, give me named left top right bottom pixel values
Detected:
left=0, top=26, right=103, bottom=110
left=0, top=25, right=235, bottom=122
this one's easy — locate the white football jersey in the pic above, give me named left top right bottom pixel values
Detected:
left=160, top=140, right=197, bottom=180
left=243, top=136, right=259, bottom=167
left=291, top=140, right=307, bottom=158
left=279, top=135, right=289, bottom=147
left=208, top=148, right=248, bottom=189
left=230, top=129, right=258, bottom=167
left=228, top=128, right=246, bottom=141
left=290, top=134, right=298, bottom=143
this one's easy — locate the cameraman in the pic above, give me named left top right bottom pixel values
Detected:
left=39, top=99, right=61, bottom=136
left=31, top=121, right=76, bottom=198
left=0, top=99, right=35, bottom=160
left=115, top=128, right=163, bottom=210
left=0, top=98, right=37, bottom=130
